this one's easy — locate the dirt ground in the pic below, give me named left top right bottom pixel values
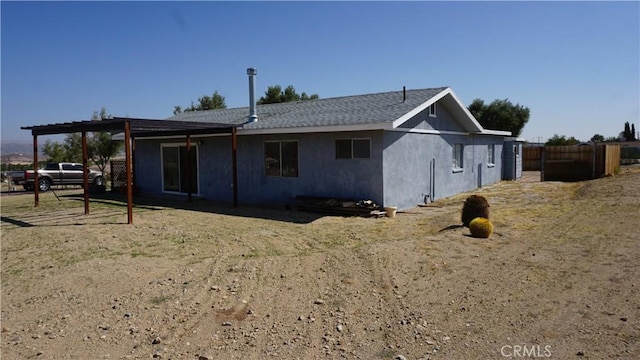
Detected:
left=1, top=169, right=638, bottom=359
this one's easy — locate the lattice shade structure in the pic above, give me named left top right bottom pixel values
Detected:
left=21, top=117, right=240, bottom=224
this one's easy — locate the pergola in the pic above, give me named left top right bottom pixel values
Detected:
left=21, top=117, right=241, bottom=224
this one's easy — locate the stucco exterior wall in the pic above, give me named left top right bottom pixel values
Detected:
left=133, top=139, right=164, bottom=195
left=234, top=131, right=384, bottom=205
left=134, top=131, right=385, bottom=206
left=398, top=101, right=465, bottom=132
left=382, top=131, right=504, bottom=210
left=503, top=141, right=524, bottom=180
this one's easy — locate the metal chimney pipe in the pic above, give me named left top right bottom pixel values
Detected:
left=247, top=67, right=258, bottom=123
left=403, top=86, right=406, bottom=102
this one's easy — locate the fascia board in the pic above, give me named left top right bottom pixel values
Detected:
left=133, top=123, right=392, bottom=140
left=481, top=129, right=513, bottom=136
left=445, top=89, right=484, bottom=132
left=237, top=122, right=392, bottom=135
left=389, top=128, right=473, bottom=136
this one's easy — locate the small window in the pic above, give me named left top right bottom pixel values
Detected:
left=336, top=139, right=371, bottom=159
left=62, top=164, right=75, bottom=171
left=453, top=144, right=464, bottom=170
left=487, top=144, right=495, bottom=166
left=428, top=103, right=437, bottom=118
left=265, top=141, right=298, bottom=177
left=45, top=163, right=59, bottom=170
left=335, top=139, right=352, bottom=159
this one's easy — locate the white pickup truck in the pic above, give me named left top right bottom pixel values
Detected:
left=23, top=162, right=104, bottom=191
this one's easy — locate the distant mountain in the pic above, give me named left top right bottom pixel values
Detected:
left=1, top=142, right=43, bottom=160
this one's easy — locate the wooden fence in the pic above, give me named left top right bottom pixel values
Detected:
left=523, top=146, right=542, bottom=171
left=538, top=144, right=620, bottom=182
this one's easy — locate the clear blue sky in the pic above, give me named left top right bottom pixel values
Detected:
left=2, top=1, right=638, bottom=145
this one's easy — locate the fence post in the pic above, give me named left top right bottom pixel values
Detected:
left=540, top=147, right=545, bottom=182
left=592, top=143, right=596, bottom=179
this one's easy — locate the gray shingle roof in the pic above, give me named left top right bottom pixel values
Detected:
left=168, top=87, right=448, bottom=130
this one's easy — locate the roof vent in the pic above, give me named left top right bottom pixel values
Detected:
left=247, top=67, right=258, bottom=123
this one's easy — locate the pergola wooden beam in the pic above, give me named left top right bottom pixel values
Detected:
left=22, top=117, right=240, bottom=224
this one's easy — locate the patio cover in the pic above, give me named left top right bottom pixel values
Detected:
left=21, top=117, right=241, bottom=224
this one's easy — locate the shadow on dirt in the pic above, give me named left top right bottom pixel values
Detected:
left=60, top=191, right=327, bottom=225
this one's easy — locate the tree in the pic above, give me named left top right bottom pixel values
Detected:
left=590, top=134, right=605, bottom=142
left=623, top=121, right=632, bottom=141
left=545, top=134, right=580, bottom=146
left=257, top=85, right=319, bottom=104
left=42, top=107, right=123, bottom=174
left=631, top=123, right=637, bottom=141
left=174, top=91, right=226, bottom=114
left=64, top=133, right=83, bottom=163
left=468, top=98, right=530, bottom=137
left=89, top=107, right=123, bottom=173
left=43, top=139, right=67, bottom=163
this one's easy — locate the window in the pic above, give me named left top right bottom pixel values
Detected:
left=162, top=145, right=198, bottom=193
left=487, top=144, right=495, bottom=166
left=453, top=143, right=464, bottom=170
left=428, top=103, right=437, bottom=118
left=335, top=139, right=371, bottom=159
left=265, top=141, right=298, bottom=177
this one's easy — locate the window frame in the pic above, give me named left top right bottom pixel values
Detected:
left=487, top=144, right=496, bottom=167
left=335, top=138, right=371, bottom=159
left=160, top=143, right=199, bottom=194
left=428, top=103, right=437, bottom=118
left=264, top=140, right=299, bottom=177
left=452, top=143, right=464, bottom=172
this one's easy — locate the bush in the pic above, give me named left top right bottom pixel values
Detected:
left=469, top=217, right=493, bottom=238
left=461, top=195, right=490, bottom=227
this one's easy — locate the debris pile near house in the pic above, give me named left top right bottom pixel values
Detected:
left=295, top=196, right=381, bottom=217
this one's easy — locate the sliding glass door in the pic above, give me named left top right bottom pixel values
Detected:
left=162, top=145, right=198, bottom=194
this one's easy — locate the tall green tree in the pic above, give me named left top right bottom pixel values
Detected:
left=468, top=98, right=530, bottom=137
left=89, top=107, right=123, bottom=173
left=42, top=139, right=67, bottom=163
left=545, top=134, right=580, bottom=146
left=590, top=134, right=605, bottom=142
left=174, top=91, right=226, bottom=114
left=64, top=133, right=83, bottom=163
left=623, top=121, right=632, bottom=141
left=41, top=107, right=122, bottom=173
left=257, top=85, right=319, bottom=104
left=631, top=123, right=637, bottom=141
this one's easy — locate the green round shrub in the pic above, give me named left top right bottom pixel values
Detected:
left=469, top=217, right=493, bottom=238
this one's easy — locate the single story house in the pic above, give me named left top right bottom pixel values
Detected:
left=132, top=86, right=523, bottom=210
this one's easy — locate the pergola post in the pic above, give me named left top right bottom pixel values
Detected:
left=186, top=135, right=192, bottom=202
left=82, top=131, right=90, bottom=215
left=32, top=135, right=39, bottom=207
left=124, top=121, right=133, bottom=224
left=232, top=127, right=238, bottom=207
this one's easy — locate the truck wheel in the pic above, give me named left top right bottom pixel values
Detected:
left=93, top=176, right=104, bottom=187
left=39, top=178, right=51, bottom=192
